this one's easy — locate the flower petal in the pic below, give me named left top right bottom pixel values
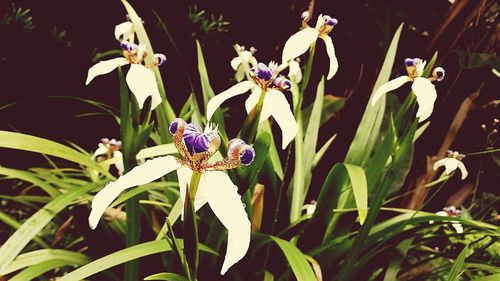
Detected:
left=177, top=166, right=209, bottom=220
left=88, top=155, right=180, bottom=229
left=85, top=58, right=129, bottom=85
left=268, top=89, right=298, bottom=149
left=457, top=161, right=468, bottom=180
left=411, top=77, right=437, bottom=122
left=433, top=158, right=448, bottom=171
left=126, top=64, right=162, bottom=110
left=235, top=66, right=245, bottom=82
left=244, top=87, right=261, bottom=113
left=371, top=76, right=410, bottom=106
left=206, top=81, right=254, bottom=121
left=321, top=35, right=339, bottom=80
left=92, top=144, right=108, bottom=158
left=113, top=150, right=124, bottom=175
left=230, top=57, right=243, bottom=71
left=282, top=27, right=319, bottom=63
left=114, top=21, right=133, bottom=40
left=205, top=171, right=251, bottom=275
left=444, top=158, right=459, bottom=175
left=288, top=60, right=302, bottom=83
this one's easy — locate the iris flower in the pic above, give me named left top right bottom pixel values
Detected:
left=432, top=206, right=463, bottom=233
left=371, top=58, right=445, bottom=122
left=85, top=23, right=166, bottom=110
left=282, top=12, right=339, bottom=80
left=433, top=150, right=468, bottom=180
left=206, top=62, right=298, bottom=149
left=231, top=45, right=258, bottom=82
left=88, top=118, right=254, bottom=275
left=92, top=138, right=124, bottom=175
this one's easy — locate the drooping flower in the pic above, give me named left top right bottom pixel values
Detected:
left=231, top=45, right=258, bottom=82
left=433, top=150, right=468, bottom=180
left=371, top=58, right=445, bottom=122
left=282, top=12, right=339, bottom=80
left=92, top=138, right=124, bottom=175
left=85, top=23, right=166, bottom=110
left=206, top=62, right=298, bottom=149
left=432, top=206, right=463, bottom=233
left=88, top=118, right=254, bottom=275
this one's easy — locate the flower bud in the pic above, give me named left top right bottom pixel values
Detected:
left=273, top=76, right=292, bottom=90
left=228, top=138, right=255, bottom=166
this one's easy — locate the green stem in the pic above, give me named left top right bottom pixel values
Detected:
left=299, top=43, right=316, bottom=94
left=189, top=172, right=202, bottom=202
left=123, top=156, right=140, bottom=281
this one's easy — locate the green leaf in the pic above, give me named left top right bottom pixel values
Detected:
left=9, top=260, right=77, bottom=281
left=0, top=184, right=96, bottom=273
left=255, top=234, right=317, bottom=281
left=58, top=240, right=217, bottom=281
left=455, top=51, right=500, bottom=71
left=312, top=133, right=337, bottom=168
left=0, top=166, right=59, bottom=197
left=0, top=211, right=49, bottom=249
left=343, top=164, right=368, bottom=225
left=302, top=95, right=346, bottom=130
left=144, top=272, right=190, bottom=281
left=447, top=244, right=470, bottom=281
left=0, top=131, right=112, bottom=178
left=473, top=273, right=500, bottom=281
left=345, top=23, right=403, bottom=166
left=259, top=121, right=283, bottom=180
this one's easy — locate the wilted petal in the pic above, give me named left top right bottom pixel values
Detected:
left=412, top=77, right=437, bottom=122
left=268, top=89, right=298, bottom=149
left=113, top=150, right=124, bottom=175
left=288, top=60, right=302, bottom=83
left=321, top=35, right=339, bottom=80
left=85, top=57, right=129, bottom=85
left=282, top=27, right=319, bottom=63
left=457, top=161, right=468, bottom=180
left=178, top=166, right=208, bottom=220
left=205, top=171, right=251, bottom=275
left=371, top=76, right=410, bottom=106
left=114, top=21, right=133, bottom=40
left=126, top=64, right=162, bottom=110
left=206, top=81, right=255, bottom=121
left=443, top=158, right=459, bottom=175
left=88, top=155, right=180, bottom=229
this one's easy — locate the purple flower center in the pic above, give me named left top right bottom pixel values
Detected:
left=169, top=120, right=179, bottom=135
left=155, top=54, right=167, bottom=66
left=120, top=41, right=136, bottom=52
left=240, top=148, right=255, bottom=165
left=323, top=16, right=338, bottom=26
left=255, top=64, right=273, bottom=81
left=404, top=58, right=415, bottom=67
left=183, top=123, right=217, bottom=155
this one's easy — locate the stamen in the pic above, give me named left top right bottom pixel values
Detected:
left=120, top=41, right=136, bottom=52
left=432, top=67, right=445, bottom=82
left=404, top=58, right=415, bottom=67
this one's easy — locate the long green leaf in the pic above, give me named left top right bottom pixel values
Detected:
left=0, top=131, right=111, bottom=177
left=0, top=166, right=59, bottom=197
left=447, top=244, right=470, bottom=281
left=0, top=211, right=49, bottom=248
left=343, top=164, right=368, bottom=225
left=144, top=272, right=189, bottom=281
left=0, top=184, right=96, bottom=273
left=9, top=260, right=75, bottom=281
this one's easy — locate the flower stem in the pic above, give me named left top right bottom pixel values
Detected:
left=299, top=42, right=316, bottom=94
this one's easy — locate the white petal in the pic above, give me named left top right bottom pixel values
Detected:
left=230, top=57, right=243, bottom=71
left=314, top=14, right=324, bottom=30
left=206, top=81, right=255, bottom=121
left=268, top=89, right=298, bottom=149
left=177, top=166, right=209, bottom=220
left=433, top=158, right=448, bottom=171
left=205, top=171, right=251, bottom=275
left=88, top=155, right=180, bottom=229
left=113, top=150, right=124, bottom=175
left=288, top=60, right=302, bottom=83
left=444, top=158, right=460, bottom=175
left=114, top=21, right=133, bottom=40
left=321, top=36, right=339, bottom=80
left=235, top=66, right=245, bottom=82
left=452, top=223, right=464, bottom=233
left=92, top=145, right=108, bottom=158
left=249, top=57, right=258, bottom=67
left=412, top=77, right=437, bottom=122
left=371, top=76, right=410, bottom=106
left=282, top=27, right=319, bottom=63
left=457, top=161, right=468, bottom=180
left=85, top=58, right=129, bottom=85
left=436, top=211, right=448, bottom=217
left=126, top=64, right=162, bottom=110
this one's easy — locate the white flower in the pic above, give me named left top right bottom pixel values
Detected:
left=206, top=62, right=298, bottom=149
left=371, top=58, right=445, bottom=122
left=301, top=200, right=317, bottom=217
left=88, top=119, right=254, bottom=275
left=86, top=23, right=166, bottom=110
left=433, top=150, right=468, bottom=180
left=288, top=59, right=303, bottom=83
left=432, top=206, right=463, bottom=233
left=92, top=138, right=124, bottom=175
left=231, top=45, right=258, bottom=82
left=282, top=13, right=339, bottom=80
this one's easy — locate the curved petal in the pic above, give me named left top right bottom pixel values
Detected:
left=205, top=171, right=251, bottom=275
left=288, top=60, right=302, bottom=83
left=451, top=223, right=464, bottom=233
left=235, top=66, right=245, bottom=82
left=126, top=64, right=162, bottom=110
left=92, top=145, right=108, bottom=158
left=412, top=77, right=437, bottom=122
left=444, top=158, right=459, bottom=175
left=433, top=158, right=448, bottom=171
left=249, top=56, right=258, bottom=67
left=268, top=89, right=298, bottom=149
left=371, top=76, right=410, bottom=106
left=282, top=27, right=319, bottom=63
left=85, top=58, right=129, bottom=85
left=230, top=57, right=243, bottom=71
left=206, top=81, right=255, bottom=121
left=88, top=155, right=180, bottom=229
left=177, top=166, right=209, bottom=220
left=457, top=161, right=468, bottom=180
left=321, top=35, right=339, bottom=80
left=113, top=150, right=124, bottom=175
left=114, top=21, right=133, bottom=40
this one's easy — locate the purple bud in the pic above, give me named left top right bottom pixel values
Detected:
left=323, top=16, right=338, bottom=26
left=169, top=118, right=186, bottom=135
left=255, top=63, right=273, bottom=81
left=120, top=41, right=136, bottom=52
left=240, top=146, right=255, bottom=166
left=274, top=77, right=291, bottom=90
left=155, top=54, right=167, bottom=66
left=228, top=138, right=255, bottom=165
left=404, top=58, right=415, bottom=67
left=433, top=67, right=445, bottom=82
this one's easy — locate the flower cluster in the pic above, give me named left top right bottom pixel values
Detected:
left=89, top=118, right=255, bottom=275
